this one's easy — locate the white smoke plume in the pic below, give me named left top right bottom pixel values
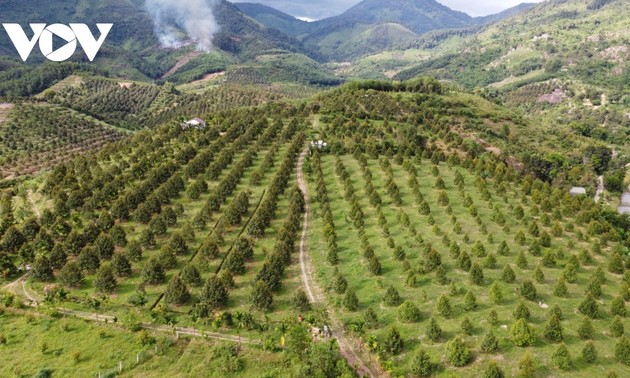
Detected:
left=145, top=0, right=219, bottom=51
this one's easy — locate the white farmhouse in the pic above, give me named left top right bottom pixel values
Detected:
left=180, top=118, right=207, bottom=130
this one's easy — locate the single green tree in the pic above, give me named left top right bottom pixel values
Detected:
left=510, top=319, right=536, bottom=347
left=157, top=248, right=177, bottom=269
left=611, top=295, right=627, bottom=317
left=124, top=241, right=143, bottom=262
left=410, top=348, right=435, bottom=377
left=344, top=288, right=359, bottom=311
left=513, top=301, right=531, bottom=320
left=516, top=251, right=528, bottom=269
left=49, top=245, right=67, bottom=270
left=94, top=265, right=117, bottom=293
left=615, top=336, right=630, bottom=365
left=551, top=344, right=572, bottom=370
left=426, top=317, right=443, bottom=342
left=458, top=251, right=471, bottom=271
left=445, top=337, right=471, bottom=367
left=250, top=280, right=273, bottom=312
left=201, top=275, right=228, bottom=309
left=489, top=281, right=503, bottom=304
left=582, top=341, right=597, bottom=363
left=383, top=285, right=402, bottom=306
left=32, top=256, right=54, bottom=282
left=77, top=247, right=100, bottom=272
left=164, top=275, right=190, bottom=305
left=384, top=327, right=404, bottom=355
left=181, top=263, right=202, bottom=286
left=549, top=304, right=563, bottom=320
left=111, top=253, right=132, bottom=277
left=333, top=270, right=348, bottom=294
left=368, top=256, right=382, bottom=275
left=482, top=360, right=504, bottom=378
left=470, top=263, right=484, bottom=285
left=520, top=280, right=536, bottom=301
left=464, top=290, right=477, bottom=311
left=481, top=330, right=499, bottom=353
left=94, top=235, right=115, bottom=260
left=58, top=261, right=83, bottom=288
left=543, top=315, right=564, bottom=342
left=518, top=351, right=537, bottom=378
left=553, top=277, right=568, bottom=297
left=611, top=316, right=625, bottom=338
left=292, top=289, right=311, bottom=312
left=461, top=317, right=474, bottom=336
left=489, top=310, right=499, bottom=325
left=501, top=264, right=516, bottom=283
left=609, top=253, right=625, bottom=274
left=533, top=265, right=545, bottom=283
left=436, top=294, right=453, bottom=318
left=578, top=317, right=594, bottom=339
left=398, top=300, right=422, bottom=322
left=141, top=258, right=165, bottom=285
left=579, top=294, right=599, bottom=318
left=364, top=307, right=378, bottom=328
left=483, top=253, right=497, bottom=269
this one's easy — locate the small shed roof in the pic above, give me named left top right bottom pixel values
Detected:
left=185, top=118, right=206, bottom=125
left=570, top=187, right=587, bottom=195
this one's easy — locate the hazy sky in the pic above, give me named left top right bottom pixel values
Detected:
left=233, top=0, right=546, bottom=19
left=440, top=0, right=544, bottom=17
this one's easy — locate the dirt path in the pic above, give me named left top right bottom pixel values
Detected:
left=0, top=103, right=13, bottom=123
left=594, top=175, right=604, bottom=203
left=618, top=184, right=630, bottom=215
left=162, top=51, right=203, bottom=79
left=296, top=147, right=378, bottom=378
left=1, top=273, right=28, bottom=292
left=27, top=189, right=41, bottom=219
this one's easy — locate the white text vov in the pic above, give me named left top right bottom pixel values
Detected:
left=2, top=23, right=113, bottom=62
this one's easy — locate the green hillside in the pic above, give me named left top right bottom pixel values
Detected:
left=389, top=0, right=630, bottom=202
left=1, top=78, right=629, bottom=377
left=0, top=0, right=320, bottom=84
left=235, top=2, right=312, bottom=36
left=0, top=0, right=629, bottom=376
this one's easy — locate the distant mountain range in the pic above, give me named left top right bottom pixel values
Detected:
left=237, top=0, right=536, bottom=59
left=0, top=0, right=544, bottom=83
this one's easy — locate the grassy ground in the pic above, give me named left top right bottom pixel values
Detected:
left=308, top=153, right=627, bottom=376
left=0, top=309, right=291, bottom=378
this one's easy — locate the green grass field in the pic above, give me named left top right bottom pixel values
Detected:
left=0, top=308, right=296, bottom=378
left=307, top=152, right=628, bottom=376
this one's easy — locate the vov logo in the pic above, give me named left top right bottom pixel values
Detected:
left=2, top=23, right=113, bottom=62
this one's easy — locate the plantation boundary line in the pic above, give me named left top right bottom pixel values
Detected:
left=215, top=189, right=266, bottom=274
left=188, top=217, right=222, bottom=264
left=296, top=147, right=378, bottom=378
left=150, top=189, right=266, bottom=310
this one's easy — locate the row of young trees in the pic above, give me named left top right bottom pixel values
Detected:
left=138, top=116, right=297, bottom=306
left=155, top=118, right=303, bottom=311
left=311, top=151, right=338, bottom=265
left=253, top=186, right=305, bottom=311
left=0, top=105, right=125, bottom=176
left=51, top=78, right=162, bottom=129
left=3, top=107, right=296, bottom=294
left=195, top=118, right=286, bottom=227
left=247, top=132, right=306, bottom=239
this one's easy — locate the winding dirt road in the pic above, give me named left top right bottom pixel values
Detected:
left=297, top=148, right=378, bottom=377
left=594, top=175, right=604, bottom=203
